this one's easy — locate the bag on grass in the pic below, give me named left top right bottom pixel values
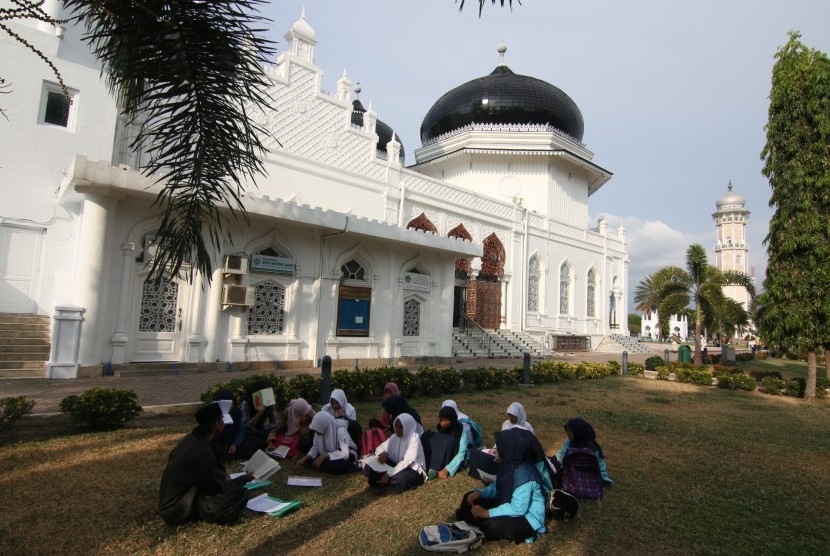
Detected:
left=418, top=521, right=483, bottom=553
left=361, top=426, right=389, bottom=457
left=561, top=447, right=604, bottom=500
left=549, top=488, right=581, bottom=521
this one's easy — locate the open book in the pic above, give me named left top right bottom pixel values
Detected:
left=245, top=449, right=281, bottom=480
left=252, top=387, right=276, bottom=410
left=359, top=454, right=394, bottom=473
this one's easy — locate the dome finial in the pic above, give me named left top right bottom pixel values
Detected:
left=301, top=6, right=307, bottom=20
left=354, top=81, right=361, bottom=97
left=497, top=42, right=508, bottom=65
left=728, top=179, right=733, bottom=192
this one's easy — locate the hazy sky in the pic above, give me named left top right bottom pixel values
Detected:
left=259, top=1, right=830, bottom=311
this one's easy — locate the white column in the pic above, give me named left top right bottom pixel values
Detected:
left=110, top=241, right=137, bottom=364
left=75, top=192, right=121, bottom=366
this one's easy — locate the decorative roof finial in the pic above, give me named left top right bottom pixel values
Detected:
left=301, top=6, right=307, bottom=20
left=354, top=81, right=362, bottom=97
left=497, top=42, right=508, bottom=65
left=728, top=179, right=733, bottom=191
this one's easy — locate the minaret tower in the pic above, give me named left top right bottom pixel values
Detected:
left=712, top=181, right=751, bottom=310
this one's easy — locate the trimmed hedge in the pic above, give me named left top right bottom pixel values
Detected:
left=0, top=396, right=36, bottom=435
left=674, top=367, right=714, bottom=386
left=59, top=388, right=142, bottom=430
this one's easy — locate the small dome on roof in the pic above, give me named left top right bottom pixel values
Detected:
left=716, top=181, right=746, bottom=209
left=290, top=8, right=316, bottom=39
left=352, top=98, right=406, bottom=163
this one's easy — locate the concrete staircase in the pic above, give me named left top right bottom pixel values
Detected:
left=0, top=314, right=51, bottom=378
left=595, top=333, right=651, bottom=354
left=452, top=328, right=558, bottom=359
left=494, top=329, right=556, bottom=358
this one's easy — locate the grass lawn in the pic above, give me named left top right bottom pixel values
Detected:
left=737, top=356, right=824, bottom=381
left=2, top=377, right=829, bottom=555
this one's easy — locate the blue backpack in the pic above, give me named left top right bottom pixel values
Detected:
left=459, top=418, right=483, bottom=450
left=419, top=522, right=483, bottom=553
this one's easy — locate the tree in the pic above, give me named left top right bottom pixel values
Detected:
left=627, top=313, right=642, bottom=335
left=757, top=32, right=830, bottom=401
left=2, top=1, right=517, bottom=280
left=635, top=244, right=755, bottom=362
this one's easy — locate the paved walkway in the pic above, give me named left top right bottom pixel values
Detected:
left=0, top=350, right=662, bottom=415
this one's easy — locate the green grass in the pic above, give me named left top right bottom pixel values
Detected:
left=737, top=356, right=823, bottom=380
left=2, top=378, right=829, bottom=555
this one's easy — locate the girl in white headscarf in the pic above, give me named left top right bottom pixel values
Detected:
left=502, top=402, right=534, bottom=434
left=322, top=389, right=357, bottom=422
left=296, top=412, right=357, bottom=474
left=362, top=413, right=426, bottom=493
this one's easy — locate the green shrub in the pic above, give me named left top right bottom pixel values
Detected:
left=735, top=353, right=754, bottom=362
left=785, top=378, right=806, bottom=398
left=747, top=369, right=783, bottom=381
left=417, top=366, right=461, bottom=397
left=607, top=360, right=621, bottom=372
left=756, top=351, right=768, bottom=360
left=716, top=373, right=735, bottom=389
left=674, top=368, right=714, bottom=386
left=733, top=373, right=757, bottom=391
left=0, top=396, right=36, bottom=435
left=529, top=361, right=561, bottom=384
left=461, top=367, right=498, bottom=390
left=201, top=374, right=290, bottom=409
left=816, top=378, right=829, bottom=400
left=59, top=388, right=142, bottom=430
left=645, top=356, right=664, bottom=371
left=761, top=376, right=786, bottom=395
left=287, top=374, right=321, bottom=403
left=574, top=362, right=618, bottom=379
left=627, top=362, right=645, bottom=376
left=655, top=366, right=670, bottom=380
left=494, top=367, right=520, bottom=387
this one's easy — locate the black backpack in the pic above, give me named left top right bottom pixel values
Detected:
left=549, top=489, right=581, bottom=521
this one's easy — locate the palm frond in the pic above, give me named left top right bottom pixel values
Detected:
left=64, top=0, right=275, bottom=280
left=456, top=0, right=519, bottom=16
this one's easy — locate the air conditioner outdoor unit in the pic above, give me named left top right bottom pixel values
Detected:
left=223, top=255, right=249, bottom=275
left=222, top=284, right=255, bottom=306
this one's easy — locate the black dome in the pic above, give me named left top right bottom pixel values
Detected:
left=352, top=99, right=405, bottom=163
left=420, top=65, right=584, bottom=144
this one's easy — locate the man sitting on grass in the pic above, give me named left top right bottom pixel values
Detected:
left=158, top=403, right=250, bottom=525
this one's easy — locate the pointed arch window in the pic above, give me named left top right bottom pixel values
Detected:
left=559, top=262, right=571, bottom=315
left=337, top=259, right=371, bottom=337
left=586, top=269, right=596, bottom=318
left=527, top=257, right=540, bottom=312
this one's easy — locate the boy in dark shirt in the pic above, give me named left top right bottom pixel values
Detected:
left=158, top=403, right=250, bottom=525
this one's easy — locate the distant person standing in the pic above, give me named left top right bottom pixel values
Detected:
left=158, top=404, right=249, bottom=526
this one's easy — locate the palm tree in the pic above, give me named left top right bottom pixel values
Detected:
left=3, top=1, right=516, bottom=280
left=636, top=244, right=756, bottom=362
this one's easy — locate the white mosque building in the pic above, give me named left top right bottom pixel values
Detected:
left=0, top=10, right=629, bottom=378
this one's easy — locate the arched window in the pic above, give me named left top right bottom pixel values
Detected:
left=337, top=258, right=371, bottom=337
left=559, top=262, right=571, bottom=315
left=247, top=280, right=286, bottom=335
left=402, top=298, right=421, bottom=336
left=586, top=269, right=596, bottom=318
left=527, top=257, right=540, bottom=312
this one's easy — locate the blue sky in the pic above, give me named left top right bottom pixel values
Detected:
left=259, top=1, right=830, bottom=311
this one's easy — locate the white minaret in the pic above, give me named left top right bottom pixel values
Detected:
left=712, top=181, right=751, bottom=310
